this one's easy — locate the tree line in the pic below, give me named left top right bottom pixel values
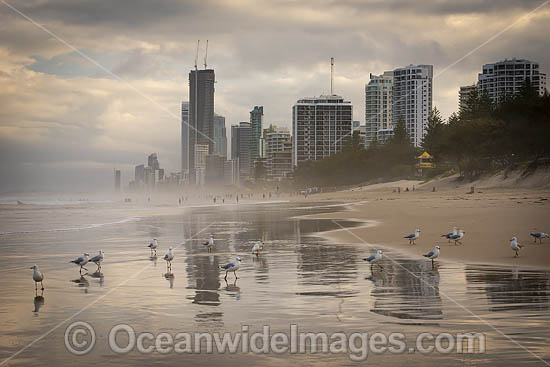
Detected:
left=293, top=82, right=550, bottom=188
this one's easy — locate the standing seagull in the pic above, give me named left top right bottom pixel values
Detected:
left=163, top=247, right=174, bottom=271
left=70, top=253, right=90, bottom=274
left=251, top=241, right=263, bottom=256
left=148, top=238, right=159, bottom=256
left=89, top=250, right=104, bottom=270
left=449, top=230, right=465, bottom=245
left=441, top=226, right=457, bottom=243
left=510, top=237, right=523, bottom=257
left=363, top=250, right=383, bottom=270
left=404, top=229, right=421, bottom=245
left=30, top=264, right=44, bottom=290
left=203, top=235, right=214, bottom=253
left=423, top=245, right=440, bottom=265
left=220, top=257, right=241, bottom=280
left=530, top=232, right=549, bottom=244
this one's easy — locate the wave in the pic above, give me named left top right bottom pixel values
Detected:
left=0, top=216, right=138, bottom=236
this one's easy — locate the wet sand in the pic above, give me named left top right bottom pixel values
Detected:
left=293, top=184, right=550, bottom=268
left=0, top=200, right=549, bottom=366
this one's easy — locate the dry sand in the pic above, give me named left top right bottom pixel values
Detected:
left=293, top=180, right=550, bottom=268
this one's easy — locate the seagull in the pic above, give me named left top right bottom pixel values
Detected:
left=363, top=250, right=383, bottom=270
left=449, top=230, right=465, bottom=245
left=404, top=229, right=421, bottom=245
left=70, top=253, right=90, bottom=273
left=30, top=264, right=44, bottom=290
left=220, top=257, right=241, bottom=280
left=148, top=238, right=159, bottom=255
left=441, top=226, right=457, bottom=243
left=163, top=247, right=174, bottom=270
left=89, top=250, right=104, bottom=270
left=510, top=237, right=523, bottom=257
left=203, top=235, right=214, bottom=253
left=423, top=245, right=440, bottom=265
left=251, top=241, right=263, bottom=256
left=530, top=232, right=549, bottom=244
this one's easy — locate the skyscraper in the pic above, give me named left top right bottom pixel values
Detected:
left=181, top=101, right=189, bottom=177
left=213, top=113, right=227, bottom=157
left=392, top=64, right=433, bottom=147
left=478, top=58, right=547, bottom=103
left=231, top=122, right=253, bottom=180
left=292, top=95, right=353, bottom=166
left=114, top=169, right=121, bottom=192
left=458, top=84, right=477, bottom=114
left=249, top=106, right=263, bottom=160
left=148, top=153, right=160, bottom=170
left=189, top=69, right=215, bottom=181
left=365, top=71, right=393, bottom=147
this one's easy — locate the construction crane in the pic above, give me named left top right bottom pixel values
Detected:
left=194, top=40, right=200, bottom=70
left=204, top=40, right=209, bottom=69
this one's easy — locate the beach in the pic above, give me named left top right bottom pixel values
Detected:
left=0, top=195, right=549, bottom=366
left=293, top=181, right=550, bottom=268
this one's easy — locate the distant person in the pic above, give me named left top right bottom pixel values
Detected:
left=178, top=198, right=181, bottom=205
left=214, top=197, right=216, bottom=203
left=236, top=196, right=239, bottom=203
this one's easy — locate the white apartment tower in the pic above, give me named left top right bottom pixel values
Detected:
left=365, top=71, right=393, bottom=147
left=292, top=95, right=353, bottom=166
left=392, top=64, right=433, bottom=147
left=478, top=58, right=547, bottom=103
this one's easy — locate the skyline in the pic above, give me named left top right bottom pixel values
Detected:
left=1, top=0, right=550, bottom=191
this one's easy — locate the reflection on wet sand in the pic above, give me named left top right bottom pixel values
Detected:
left=89, top=270, right=104, bottom=286
left=33, top=293, right=44, bottom=313
left=164, top=272, right=175, bottom=288
left=466, top=265, right=550, bottom=312
left=71, top=275, right=89, bottom=293
left=368, top=260, right=443, bottom=322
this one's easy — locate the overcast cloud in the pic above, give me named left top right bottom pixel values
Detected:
left=1, top=0, right=549, bottom=192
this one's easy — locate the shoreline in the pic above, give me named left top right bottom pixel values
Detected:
left=292, top=185, right=550, bottom=269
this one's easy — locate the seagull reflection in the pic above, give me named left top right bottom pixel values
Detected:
left=71, top=275, right=90, bottom=293
left=164, top=272, right=175, bottom=288
left=33, top=293, right=44, bottom=313
left=150, top=255, right=158, bottom=266
left=89, top=270, right=105, bottom=286
left=224, top=278, right=241, bottom=300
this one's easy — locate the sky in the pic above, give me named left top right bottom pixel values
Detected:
left=1, top=0, right=549, bottom=192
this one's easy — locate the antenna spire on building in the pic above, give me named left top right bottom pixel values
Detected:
left=204, top=40, right=209, bottom=69
left=330, top=57, right=334, bottom=95
left=194, top=40, right=200, bottom=70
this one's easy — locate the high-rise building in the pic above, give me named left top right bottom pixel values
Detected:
left=231, top=122, right=253, bottom=180
left=205, top=154, right=225, bottom=183
left=250, top=106, right=263, bottom=159
left=135, top=164, right=145, bottom=184
left=189, top=69, right=215, bottom=181
left=392, top=64, right=433, bottom=147
left=365, top=71, right=393, bottom=147
left=213, top=113, right=227, bottom=157
left=181, top=101, right=189, bottom=176
left=478, top=59, right=547, bottom=103
left=114, top=169, right=121, bottom=192
left=223, top=159, right=239, bottom=186
left=292, top=95, right=353, bottom=166
left=264, top=127, right=292, bottom=181
left=148, top=153, right=159, bottom=170
left=459, top=84, right=477, bottom=114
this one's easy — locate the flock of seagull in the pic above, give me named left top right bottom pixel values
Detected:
left=363, top=227, right=549, bottom=269
left=28, top=228, right=549, bottom=290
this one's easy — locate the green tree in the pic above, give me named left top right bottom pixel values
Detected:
left=422, top=107, right=446, bottom=160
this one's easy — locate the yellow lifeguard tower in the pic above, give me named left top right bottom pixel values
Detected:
left=417, top=152, right=434, bottom=176
left=417, top=152, right=434, bottom=168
